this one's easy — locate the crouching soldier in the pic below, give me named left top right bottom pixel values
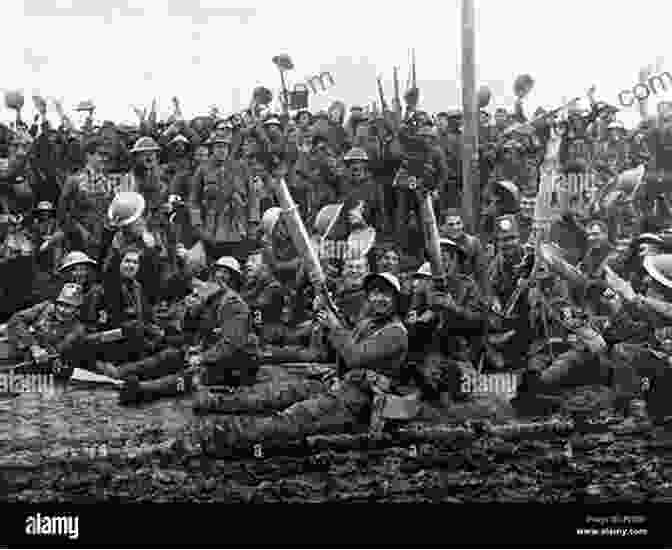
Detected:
left=187, top=256, right=257, bottom=387
left=199, top=272, right=410, bottom=453
left=6, top=283, right=86, bottom=377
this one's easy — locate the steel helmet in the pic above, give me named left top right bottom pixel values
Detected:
left=343, top=147, right=369, bottom=163
left=263, top=117, right=282, bottom=127
left=414, top=262, right=433, bottom=279
left=168, top=134, right=190, bottom=147
left=59, top=251, right=98, bottom=273
left=313, top=203, right=343, bottom=238
left=496, top=180, right=520, bottom=203
left=261, top=207, right=283, bottom=236
left=130, top=136, right=161, bottom=154
left=213, top=256, right=242, bottom=276
left=57, top=283, right=84, bottom=307
left=643, top=254, right=672, bottom=290
left=635, top=233, right=665, bottom=246
left=107, top=191, right=146, bottom=227
left=363, top=272, right=401, bottom=295
left=75, top=100, right=96, bottom=112
left=35, top=201, right=55, bottom=212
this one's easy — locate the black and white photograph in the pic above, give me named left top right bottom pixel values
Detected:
left=0, top=0, right=669, bottom=546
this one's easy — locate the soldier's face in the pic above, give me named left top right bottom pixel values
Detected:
left=212, top=143, right=230, bottom=162
left=194, top=146, right=209, bottom=164
left=68, top=265, right=91, bottom=286
left=349, top=162, right=367, bottom=183
left=137, top=151, right=157, bottom=168
left=242, top=138, right=258, bottom=157
left=587, top=225, right=608, bottom=246
left=120, top=252, right=140, bottom=280
left=347, top=201, right=366, bottom=227
left=443, top=216, right=464, bottom=239
left=377, top=250, right=400, bottom=275
left=328, top=108, right=341, bottom=124
left=367, top=285, right=395, bottom=317
left=213, top=267, right=234, bottom=288
left=245, top=254, right=263, bottom=281
left=55, top=302, right=78, bottom=322
left=437, top=117, right=449, bottom=132
left=343, top=258, right=369, bottom=287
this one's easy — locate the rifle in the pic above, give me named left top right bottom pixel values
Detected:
left=393, top=66, right=402, bottom=128
left=377, top=76, right=389, bottom=114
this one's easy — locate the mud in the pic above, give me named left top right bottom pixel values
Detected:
left=1, top=384, right=671, bottom=502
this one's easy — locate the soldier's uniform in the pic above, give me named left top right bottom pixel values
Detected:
left=243, top=273, right=288, bottom=347
left=7, top=283, right=86, bottom=367
left=189, top=137, right=250, bottom=259
left=198, top=273, right=410, bottom=448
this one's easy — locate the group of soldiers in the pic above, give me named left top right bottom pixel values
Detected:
left=2, top=78, right=672, bottom=453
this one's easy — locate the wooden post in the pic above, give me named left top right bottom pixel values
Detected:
left=461, top=0, right=479, bottom=234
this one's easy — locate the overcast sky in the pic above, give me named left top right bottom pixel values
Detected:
left=2, top=0, right=670, bottom=127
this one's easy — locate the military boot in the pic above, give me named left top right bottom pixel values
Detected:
left=117, top=348, right=185, bottom=381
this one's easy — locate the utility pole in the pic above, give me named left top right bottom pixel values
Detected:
left=461, top=0, right=479, bottom=234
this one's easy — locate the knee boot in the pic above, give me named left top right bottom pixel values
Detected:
left=193, top=378, right=326, bottom=415
left=117, top=347, right=185, bottom=381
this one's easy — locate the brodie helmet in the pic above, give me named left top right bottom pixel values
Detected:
left=107, top=191, right=146, bottom=227
left=130, top=136, right=161, bottom=154
left=58, top=251, right=97, bottom=273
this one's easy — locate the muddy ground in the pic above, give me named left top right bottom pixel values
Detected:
left=1, top=384, right=672, bottom=503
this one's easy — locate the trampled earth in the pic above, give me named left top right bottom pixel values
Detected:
left=1, top=384, right=672, bottom=503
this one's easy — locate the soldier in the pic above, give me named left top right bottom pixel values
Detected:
left=102, top=191, right=165, bottom=305
left=1, top=132, right=35, bottom=215
left=58, top=138, right=119, bottom=258
left=189, top=134, right=250, bottom=260
left=88, top=246, right=165, bottom=367
left=188, top=256, right=255, bottom=387
left=199, top=272, right=410, bottom=451
left=333, top=256, right=370, bottom=326
left=119, top=137, right=169, bottom=217
left=440, top=209, right=492, bottom=299
left=0, top=213, right=35, bottom=319
left=6, top=283, right=86, bottom=374
left=242, top=251, right=288, bottom=347
left=260, top=207, right=301, bottom=287
left=339, top=147, right=386, bottom=234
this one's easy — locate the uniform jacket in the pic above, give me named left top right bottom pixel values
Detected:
left=189, top=159, right=249, bottom=243
left=327, top=315, right=408, bottom=384
left=7, top=301, right=85, bottom=356
left=201, top=285, right=251, bottom=364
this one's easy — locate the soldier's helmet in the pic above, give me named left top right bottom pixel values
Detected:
left=59, top=251, right=97, bottom=273
left=261, top=207, right=283, bottom=237
left=343, top=147, right=369, bottom=163
left=168, top=134, right=190, bottom=147
left=495, top=215, right=520, bottom=239
left=107, top=191, right=146, bottom=227
left=413, top=262, right=433, bottom=279
left=314, top=203, right=343, bottom=238
left=74, top=100, right=96, bottom=112
left=213, top=256, right=241, bottom=275
left=363, top=272, right=402, bottom=295
left=34, top=201, right=55, bottom=214
left=643, top=254, right=672, bottom=290
left=130, top=136, right=161, bottom=154
left=57, top=283, right=84, bottom=308
left=495, top=180, right=520, bottom=203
